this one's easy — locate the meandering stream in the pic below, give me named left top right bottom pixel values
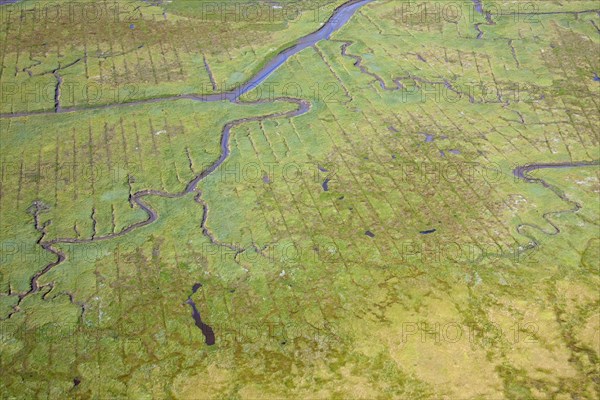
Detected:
left=2, top=0, right=598, bottom=347
left=0, top=0, right=375, bottom=344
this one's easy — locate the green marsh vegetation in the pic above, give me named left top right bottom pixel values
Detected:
left=0, top=0, right=599, bottom=398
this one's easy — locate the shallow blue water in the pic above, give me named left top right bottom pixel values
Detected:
left=232, top=0, right=375, bottom=100
left=472, top=0, right=483, bottom=14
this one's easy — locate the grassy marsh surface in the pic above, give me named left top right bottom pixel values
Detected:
left=0, top=0, right=599, bottom=398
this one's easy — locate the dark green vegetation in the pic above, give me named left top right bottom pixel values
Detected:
left=1, top=0, right=599, bottom=398
left=0, top=0, right=344, bottom=113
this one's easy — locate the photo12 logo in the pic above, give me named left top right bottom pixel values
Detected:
left=0, top=321, right=79, bottom=343
left=200, top=239, right=341, bottom=267
left=396, top=161, right=503, bottom=185
left=212, top=320, right=339, bottom=346
left=0, top=321, right=142, bottom=346
left=398, top=240, right=539, bottom=265
left=198, top=2, right=303, bottom=22
left=0, top=160, right=142, bottom=186
left=400, top=321, right=539, bottom=348
left=397, top=1, right=464, bottom=24
left=0, top=239, right=148, bottom=272
left=199, top=80, right=342, bottom=103
left=216, top=161, right=337, bottom=185
left=0, top=1, right=144, bottom=24
left=196, top=1, right=346, bottom=24
left=398, top=80, right=546, bottom=104
left=395, top=1, right=540, bottom=25
left=1, top=81, right=143, bottom=107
